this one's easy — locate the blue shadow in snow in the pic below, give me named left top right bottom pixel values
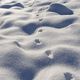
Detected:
left=0, top=3, right=24, bottom=9
left=22, top=18, right=76, bottom=34
left=48, top=3, right=73, bottom=15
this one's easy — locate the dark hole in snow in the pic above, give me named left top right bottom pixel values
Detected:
left=38, top=29, right=43, bottom=32
left=35, top=39, right=41, bottom=44
left=64, top=72, right=73, bottom=80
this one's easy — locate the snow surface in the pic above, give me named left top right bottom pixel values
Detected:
left=0, top=0, right=80, bottom=80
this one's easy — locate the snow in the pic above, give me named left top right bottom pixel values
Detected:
left=0, top=0, right=80, bottom=80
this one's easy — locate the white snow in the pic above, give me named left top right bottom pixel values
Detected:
left=0, top=0, right=80, bottom=80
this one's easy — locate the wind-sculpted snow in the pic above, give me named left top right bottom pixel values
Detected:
left=33, top=65, right=80, bottom=80
left=0, top=0, right=80, bottom=80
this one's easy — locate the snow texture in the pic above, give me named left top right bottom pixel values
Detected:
left=0, top=0, right=80, bottom=80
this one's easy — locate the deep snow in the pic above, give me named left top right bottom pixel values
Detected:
left=0, top=0, right=80, bottom=80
